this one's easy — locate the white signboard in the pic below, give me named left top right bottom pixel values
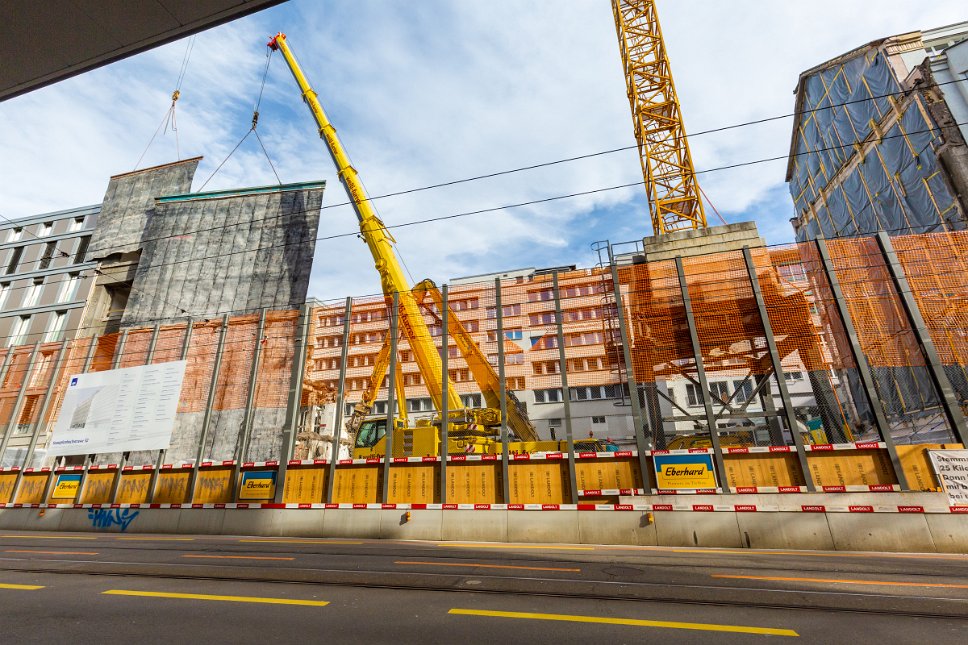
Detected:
left=929, top=449, right=968, bottom=507
left=48, top=361, right=187, bottom=456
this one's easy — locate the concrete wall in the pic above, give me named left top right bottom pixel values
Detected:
left=1, top=505, right=963, bottom=553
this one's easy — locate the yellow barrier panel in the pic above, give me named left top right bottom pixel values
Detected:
left=0, top=473, right=17, bottom=503
left=897, top=443, right=962, bottom=491
left=154, top=470, right=190, bottom=503
left=332, top=465, right=381, bottom=504
left=116, top=472, right=153, bottom=504
left=80, top=472, right=117, bottom=504
left=575, top=458, right=642, bottom=492
left=508, top=462, right=569, bottom=504
left=193, top=468, right=234, bottom=504
left=723, top=454, right=807, bottom=489
left=446, top=462, right=501, bottom=504
left=281, top=466, right=326, bottom=503
left=806, top=450, right=897, bottom=487
left=17, top=473, right=49, bottom=503
left=388, top=464, right=437, bottom=504
left=47, top=473, right=79, bottom=503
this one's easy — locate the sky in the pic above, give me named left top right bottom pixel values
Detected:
left=1, top=1, right=965, bottom=302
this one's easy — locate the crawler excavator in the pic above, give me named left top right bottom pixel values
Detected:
left=268, top=33, right=562, bottom=458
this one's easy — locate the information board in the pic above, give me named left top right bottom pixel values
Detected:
left=653, top=453, right=718, bottom=490
left=48, top=361, right=187, bottom=456
left=929, top=449, right=968, bottom=506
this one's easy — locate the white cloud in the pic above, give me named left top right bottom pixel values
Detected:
left=1, top=0, right=965, bottom=302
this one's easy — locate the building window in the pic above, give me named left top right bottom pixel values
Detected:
left=784, top=371, right=804, bottom=382
left=534, top=388, right=563, bottom=404
left=68, top=217, right=85, bottom=233
left=686, top=381, right=731, bottom=407
left=5, top=246, right=24, bottom=275
left=38, top=222, right=53, bottom=237
left=22, top=278, right=44, bottom=309
left=45, top=311, right=67, bottom=342
left=460, top=393, right=482, bottom=408
left=485, top=304, right=521, bottom=319
left=73, top=236, right=91, bottom=264
left=592, top=416, right=606, bottom=424
left=39, top=241, right=57, bottom=270
left=7, top=228, right=23, bottom=243
left=0, top=282, right=9, bottom=310
left=58, top=272, right=81, bottom=302
left=9, top=316, right=31, bottom=347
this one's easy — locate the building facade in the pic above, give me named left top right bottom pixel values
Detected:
left=787, top=22, right=968, bottom=241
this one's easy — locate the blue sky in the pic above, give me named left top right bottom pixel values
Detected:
left=1, top=1, right=964, bottom=301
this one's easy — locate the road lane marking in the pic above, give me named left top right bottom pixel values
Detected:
left=181, top=555, right=295, bottom=561
left=4, top=550, right=98, bottom=555
left=448, top=609, right=798, bottom=637
left=438, top=544, right=594, bottom=551
left=103, top=590, right=328, bottom=606
left=714, top=574, right=968, bottom=590
left=117, top=537, right=195, bottom=541
left=0, top=583, right=45, bottom=590
left=396, top=560, right=581, bottom=573
left=238, top=539, right=363, bottom=545
left=0, top=535, right=97, bottom=540
left=666, top=548, right=966, bottom=561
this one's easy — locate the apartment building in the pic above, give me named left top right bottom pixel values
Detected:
left=0, top=205, right=97, bottom=348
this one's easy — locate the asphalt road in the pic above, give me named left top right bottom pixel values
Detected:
left=0, top=530, right=965, bottom=643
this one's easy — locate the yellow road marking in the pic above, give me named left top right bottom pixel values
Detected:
left=448, top=609, right=798, bottom=637
left=181, top=554, right=294, bottom=561
left=238, top=539, right=363, bottom=545
left=0, top=535, right=97, bottom=540
left=4, top=549, right=98, bottom=555
left=103, top=590, right=328, bottom=606
left=667, top=548, right=966, bottom=561
left=396, top=560, right=581, bottom=573
left=0, top=583, right=45, bottom=590
left=714, top=574, right=968, bottom=590
left=117, top=537, right=194, bottom=541
left=438, top=544, right=594, bottom=551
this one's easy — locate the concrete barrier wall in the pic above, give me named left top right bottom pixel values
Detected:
left=1, top=505, right=964, bottom=553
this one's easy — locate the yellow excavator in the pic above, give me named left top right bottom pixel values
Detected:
left=269, top=33, right=562, bottom=458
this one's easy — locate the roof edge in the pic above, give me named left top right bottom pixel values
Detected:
left=155, top=180, right=327, bottom=204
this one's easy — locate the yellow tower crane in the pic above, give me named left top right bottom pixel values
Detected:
left=612, top=0, right=707, bottom=234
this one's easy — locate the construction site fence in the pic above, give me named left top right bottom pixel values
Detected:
left=0, top=230, right=967, bottom=504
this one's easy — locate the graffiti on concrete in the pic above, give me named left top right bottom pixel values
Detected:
left=87, top=508, right=139, bottom=532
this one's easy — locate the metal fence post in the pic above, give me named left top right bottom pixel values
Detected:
left=275, top=303, right=313, bottom=503
left=238, top=308, right=268, bottom=463
left=326, top=298, right=353, bottom=504
left=381, top=291, right=400, bottom=503
left=552, top=272, right=579, bottom=504
left=675, top=256, right=728, bottom=491
left=189, top=314, right=229, bottom=502
left=876, top=231, right=968, bottom=444
left=0, top=342, right=41, bottom=467
left=440, top=284, right=449, bottom=503
left=494, top=277, right=511, bottom=503
left=815, top=238, right=908, bottom=489
left=742, top=247, right=815, bottom=491
left=148, top=320, right=192, bottom=502
left=608, top=260, right=654, bottom=492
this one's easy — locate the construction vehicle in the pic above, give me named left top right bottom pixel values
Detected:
left=268, top=33, right=562, bottom=458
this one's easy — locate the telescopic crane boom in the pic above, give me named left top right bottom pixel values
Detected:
left=268, top=33, right=539, bottom=446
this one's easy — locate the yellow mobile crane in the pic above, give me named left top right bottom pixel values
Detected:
left=268, top=33, right=550, bottom=457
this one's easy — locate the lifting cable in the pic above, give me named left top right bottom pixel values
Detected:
left=133, top=36, right=195, bottom=170
left=197, top=47, right=282, bottom=192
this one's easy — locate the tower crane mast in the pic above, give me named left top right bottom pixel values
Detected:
left=612, top=0, right=707, bottom=234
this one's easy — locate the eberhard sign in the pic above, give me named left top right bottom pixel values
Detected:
left=929, top=450, right=968, bottom=507
left=653, top=453, right=718, bottom=490
left=239, top=471, right=276, bottom=500
left=48, top=361, right=187, bottom=456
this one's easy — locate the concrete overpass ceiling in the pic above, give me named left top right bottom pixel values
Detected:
left=0, top=0, right=286, bottom=101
